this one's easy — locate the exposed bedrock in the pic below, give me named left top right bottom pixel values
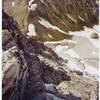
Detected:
left=2, top=11, right=99, bottom=100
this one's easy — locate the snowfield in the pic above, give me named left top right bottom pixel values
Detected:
left=69, top=25, right=99, bottom=48
left=44, top=25, right=99, bottom=81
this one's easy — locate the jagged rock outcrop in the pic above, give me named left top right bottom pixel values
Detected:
left=2, top=10, right=99, bottom=100
left=90, top=32, right=99, bottom=39
left=2, top=46, right=20, bottom=94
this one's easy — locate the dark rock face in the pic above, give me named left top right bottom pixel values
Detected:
left=2, top=0, right=99, bottom=99
left=2, top=30, right=11, bottom=44
left=2, top=30, right=15, bottom=50
left=2, top=11, right=83, bottom=100
left=2, top=10, right=98, bottom=100
left=90, top=32, right=99, bottom=39
left=42, top=66, right=71, bottom=85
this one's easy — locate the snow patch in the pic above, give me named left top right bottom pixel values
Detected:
left=28, top=4, right=37, bottom=11
left=48, top=34, right=53, bottom=38
left=78, top=15, right=85, bottom=22
left=38, top=17, right=67, bottom=34
left=55, top=46, right=80, bottom=59
left=91, top=51, right=98, bottom=57
left=67, top=14, right=77, bottom=23
left=67, top=58, right=85, bottom=72
left=56, top=45, right=69, bottom=52
left=69, top=25, right=99, bottom=49
left=29, top=0, right=35, bottom=6
left=28, top=0, right=37, bottom=11
left=44, top=25, right=99, bottom=80
left=44, top=39, right=76, bottom=45
left=85, top=64, right=99, bottom=76
left=12, top=2, right=15, bottom=7
left=65, top=49, right=80, bottom=58
left=27, top=24, right=37, bottom=36
left=40, top=0, right=44, bottom=3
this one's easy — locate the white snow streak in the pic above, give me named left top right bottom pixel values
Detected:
left=12, top=2, right=15, bottom=7
left=38, top=17, right=67, bottom=34
left=48, top=34, right=53, bottom=38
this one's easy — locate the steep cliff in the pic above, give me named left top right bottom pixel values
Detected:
left=2, top=0, right=99, bottom=100
left=2, top=10, right=99, bottom=100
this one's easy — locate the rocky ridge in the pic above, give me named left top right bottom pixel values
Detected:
left=2, top=10, right=99, bottom=100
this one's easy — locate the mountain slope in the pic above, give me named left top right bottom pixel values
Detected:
left=3, top=0, right=99, bottom=41
left=2, top=10, right=99, bottom=100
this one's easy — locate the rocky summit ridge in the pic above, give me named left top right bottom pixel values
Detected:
left=2, top=0, right=99, bottom=100
left=2, top=10, right=99, bottom=100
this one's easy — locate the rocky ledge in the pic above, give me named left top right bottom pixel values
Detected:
left=2, top=11, right=99, bottom=100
